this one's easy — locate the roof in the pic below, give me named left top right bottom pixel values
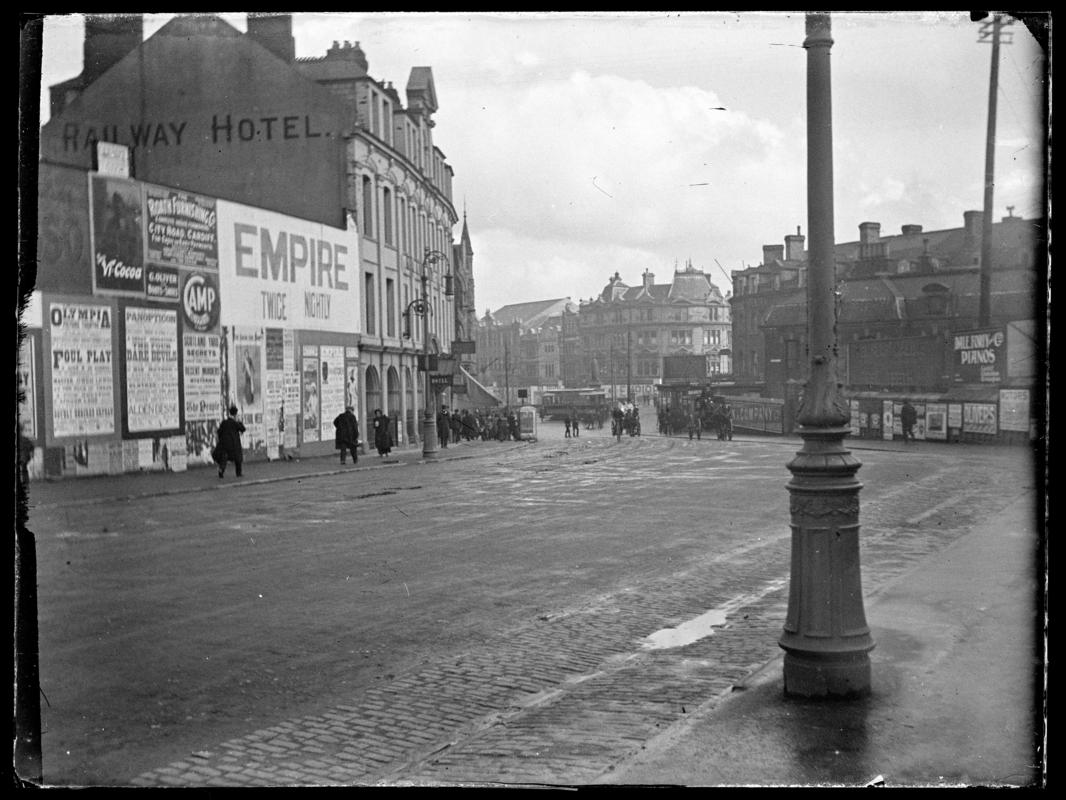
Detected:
left=761, top=266, right=1039, bottom=329
left=489, top=298, right=574, bottom=329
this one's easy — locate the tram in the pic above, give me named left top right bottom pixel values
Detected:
left=538, top=388, right=609, bottom=424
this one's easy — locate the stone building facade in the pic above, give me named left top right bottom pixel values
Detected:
left=567, top=264, right=732, bottom=406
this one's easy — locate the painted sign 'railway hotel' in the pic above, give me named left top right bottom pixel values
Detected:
left=27, top=13, right=480, bottom=478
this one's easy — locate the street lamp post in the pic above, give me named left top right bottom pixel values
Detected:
left=778, top=13, right=874, bottom=698
left=405, top=248, right=452, bottom=461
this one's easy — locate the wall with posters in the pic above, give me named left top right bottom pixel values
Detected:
left=32, top=163, right=366, bottom=477
left=216, top=197, right=362, bottom=457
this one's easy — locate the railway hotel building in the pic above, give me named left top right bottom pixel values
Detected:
left=26, top=13, right=471, bottom=478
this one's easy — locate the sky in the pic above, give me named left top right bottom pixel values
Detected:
left=36, top=11, right=1048, bottom=314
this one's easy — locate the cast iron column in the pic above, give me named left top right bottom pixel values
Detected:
left=421, top=255, right=439, bottom=461
left=778, top=12, right=874, bottom=698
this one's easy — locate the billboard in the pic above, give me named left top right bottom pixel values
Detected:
left=90, top=175, right=145, bottom=295
left=216, top=200, right=360, bottom=332
left=18, top=337, right=36, bottom=439
left=48, top=300, right=115, bottom=437
left=124, top=306, right=180, bottom=433
left=953, top=327, right=1006, bottom=384
left=145, top=185, right=219, bottom=269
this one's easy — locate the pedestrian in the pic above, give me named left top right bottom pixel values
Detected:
left=17, top=423, right=34, bottom=487
left=437, top=404, right=450, bottom=448
left=333, top=405, right=360, bottom=465
left=564, top=414, right=572, bottom=438
left=900, top=399, right=918, bottom=443
left=572, top=410, right=580, bottom=437
left=373, top=408, right=393, bottom=457
left=214, top=405, right=245, bottom=478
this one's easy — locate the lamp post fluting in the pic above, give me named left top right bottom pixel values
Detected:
left=778, top=12, right=874, bottom=698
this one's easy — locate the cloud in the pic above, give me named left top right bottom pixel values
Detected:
left=446, top=69, right=811, bottom=308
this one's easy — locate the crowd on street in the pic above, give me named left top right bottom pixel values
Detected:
left=436, top=405, right=524, bottom=446
left=658, top=400, right=733, bottom=441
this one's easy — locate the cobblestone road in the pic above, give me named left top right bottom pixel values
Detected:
left=30, top=430, right=1035, bottom=787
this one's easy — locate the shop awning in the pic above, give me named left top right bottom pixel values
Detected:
left=452, top=366, right=502, bottom=409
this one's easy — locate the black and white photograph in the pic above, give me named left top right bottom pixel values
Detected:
left=16, top=11, right=1048, bottom=788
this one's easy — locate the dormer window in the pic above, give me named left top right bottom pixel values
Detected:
left=921, top=283, right=951, bottom=316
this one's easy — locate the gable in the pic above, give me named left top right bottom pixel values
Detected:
left=40, top=15, right=354, bottom=227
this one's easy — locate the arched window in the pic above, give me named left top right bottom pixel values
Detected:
left=365, top=366, right=381, bottom=417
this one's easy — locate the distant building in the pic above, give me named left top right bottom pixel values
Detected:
left=570, top=264, right=732, bottom=405
left=732, top=210, right=1043, bottom=401
left=474, top=298, right=575, bottom=406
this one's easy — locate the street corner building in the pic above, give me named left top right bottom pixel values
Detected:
left=25, top=13, right=478, bottom=480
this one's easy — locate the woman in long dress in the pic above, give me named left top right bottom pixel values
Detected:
left=372, top=408, right=393, bottom=457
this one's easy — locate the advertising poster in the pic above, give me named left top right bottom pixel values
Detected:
left=145, top=185, right=219, bottom=269
left=125, top=307, right=180, bottom=433
left=181, top=271, right=220, bottom=333
left=953, top=327, right=1006, bottom=384
left=319, top=345, right=345, bottom=442
left=925, top=402, right=948, bottom=440
left=90, top=174, right=145, bottom=295
left=302, top=347, right=320, bottom=442
left=233, top=328, right=265, bottom=452
left=18, top=337, right=36, bottom=439
left=183, top=331, right=221, bottom=464
left=215, top=199, right=360, bottom=332
left=345, top=361, right=360, bottom=419
left=264, top=328, right=285, bottom=458
left=182, top=332, right=221, bottom=421
left=998, top=389, right=1030, bottom=432
left=881, top=400, right=894, bottom=440
left=145, top=265, right=180, bottom=302
left=49, top=301, right=115, bottom=437
left=962, top=402, right=998, bottom=435
left=283, top=330, right=299, bottom=450
left=947, top=403, right=963, bottom=431
left=265, top=373, right=284, bottom=459
left=849, top=399, right=860, bottom=437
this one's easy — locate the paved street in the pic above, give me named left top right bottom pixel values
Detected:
left=26, top=422, right=1038, bottom=787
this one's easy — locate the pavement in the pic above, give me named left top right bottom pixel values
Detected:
left=21, top=430, right=1047, bottom=787
left=606, top=477, right=1045, bottom=787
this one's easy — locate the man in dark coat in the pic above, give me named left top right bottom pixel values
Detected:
left=900, top=399, right=918, bottom=443
left=437, top=404, right=450, bottom=448
left=216, top=405, right=246, bottom=478
left=334, top=405, right=360, bottom=464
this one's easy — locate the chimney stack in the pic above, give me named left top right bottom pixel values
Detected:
left=901, top=224, right=923, bottom=236
left=963, top=210, right=983, bottom=239
left=784, top=226, right=806, bottom=261
left=82, top=14, right=143, bottom=84
left=762, top=244, right=784, bottom=265
left=642, top=269, right=655, bottom=288
left=858, top=221, right=881, bottom=244
left=247, top=13, right=295, bottom=63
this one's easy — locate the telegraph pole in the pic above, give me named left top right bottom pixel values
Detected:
left=778, top=13, right=874, bottom=698
left=626, top=327, right=632, bottom=403
left=977, top=13, right=1013, bottom=327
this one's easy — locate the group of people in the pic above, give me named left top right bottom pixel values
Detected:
left=211, top=401, right=526, bottom=481
left=611, top=403, right=641, bottom=437
left=334, top=406, right=394, bottom=462
left=563, top=408, right=605, bottom=436
left=658, top=400, right=733, bottom=441
left=438, top=405, right=523, bottom=445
